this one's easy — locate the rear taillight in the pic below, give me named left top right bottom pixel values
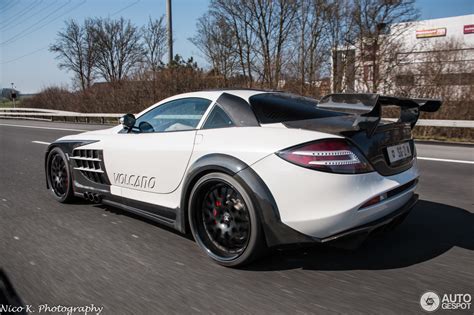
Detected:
left=277, top=139, right=373, bottom=174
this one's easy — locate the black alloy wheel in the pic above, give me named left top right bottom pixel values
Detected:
left=201, top=183, right=250, bottom=255
left=189, top=172, right=266, bottom=267
left=47, top=147, right=74, bottom=203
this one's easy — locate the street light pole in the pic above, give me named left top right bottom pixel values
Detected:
left=166, top=0, right=173, bottom=66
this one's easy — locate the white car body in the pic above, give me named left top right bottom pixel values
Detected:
left=45, top=90, right=441, bottom=265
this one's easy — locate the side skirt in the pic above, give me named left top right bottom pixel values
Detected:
left=74, top=192, right=177, bottom=230
left=102, top=199, right=176, bottom=229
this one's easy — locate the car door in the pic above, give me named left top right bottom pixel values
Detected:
left=103, top=97, right=213, bottom=206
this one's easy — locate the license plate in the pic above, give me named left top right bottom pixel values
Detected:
left=387, top=142, right=412, bottom=163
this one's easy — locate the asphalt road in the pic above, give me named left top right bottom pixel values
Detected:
left=1, top=119, right=473, bottom=314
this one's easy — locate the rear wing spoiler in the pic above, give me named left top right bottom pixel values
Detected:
left=317, top=93, right=442, bottom=135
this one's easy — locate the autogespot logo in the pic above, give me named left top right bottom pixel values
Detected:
left=420, top=291, right=441, bottom=312
left=420, top=291, right=472, bottom=312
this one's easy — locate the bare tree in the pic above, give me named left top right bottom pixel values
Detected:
left=245, top=0, right=298, bottom=87
left=292, top=0, right=327, bottom=93
left=321, top=0, right=357, bottom=92
left=50, top=19, right=97, bottom=91
left=142, top=16, right=167, bottom=72
left=205, top=0, right=298, bottom=88
left=92, top=17, right=144, bottom=83
left=191, top=12, right=239, bottom=81
left=210, top=0, right=257, bottom=86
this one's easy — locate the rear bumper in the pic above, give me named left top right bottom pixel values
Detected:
left=316, top=194, right=417, bottom=248
left=252, top=192, right=418, bottom=249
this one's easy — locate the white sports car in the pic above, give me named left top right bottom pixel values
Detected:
left=45, top=90, right=441, bottom=266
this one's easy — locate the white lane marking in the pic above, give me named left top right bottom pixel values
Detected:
left=418, top=157, right=474, bottom=165
left=0, top=123, right=87, bottom=132
left=32, top=141, right=51, bottom=145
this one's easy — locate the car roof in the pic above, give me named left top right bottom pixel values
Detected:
left=135, top=89, right=269, bottom=118
left=167, top=89, right=272, bottom=102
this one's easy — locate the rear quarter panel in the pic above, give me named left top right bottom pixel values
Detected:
left=191, top=127, right=338, bottom=167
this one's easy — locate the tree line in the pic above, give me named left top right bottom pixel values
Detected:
left=50, top=16, right=167, bottom=91
left=51, top=0, right=419, bottom=95
left=191, top=0, right=419, bottom=93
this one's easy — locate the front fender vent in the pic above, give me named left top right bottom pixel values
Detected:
left=71, top=149, right=109, bottom=185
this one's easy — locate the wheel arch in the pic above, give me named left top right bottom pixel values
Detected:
left=178, top=154, right=248, bottom=233
left=44, top=140, right=97, bottom=188
left=179, top=153, right=312, bottom=247
left=45, top=142, right=70, bottom=189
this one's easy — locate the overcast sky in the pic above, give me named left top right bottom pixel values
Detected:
left=0, top=0, right=473, bottom=93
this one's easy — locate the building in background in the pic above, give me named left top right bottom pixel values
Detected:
left=331, top=14, right=474, bottom=97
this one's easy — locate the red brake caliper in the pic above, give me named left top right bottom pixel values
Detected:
left=213, top=200, right=221, bottom=223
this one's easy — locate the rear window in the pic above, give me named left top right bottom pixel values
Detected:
left=249, top=93, right=344, bottom=124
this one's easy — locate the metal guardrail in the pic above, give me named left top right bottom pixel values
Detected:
left=384, top=118, right=474, bottom=128
left=0, top=108, right=473, bottom=128
left=415, top=120, right=474, bottom=128
left=0, top=108, right=77, bottom=114
left=0, top=108, right=122, bottom=124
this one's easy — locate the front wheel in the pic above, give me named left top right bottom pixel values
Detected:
left=46, top=147, right=74, bottom=203
left=188, top=172, right=266, bottom=267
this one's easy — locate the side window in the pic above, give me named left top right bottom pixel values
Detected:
left=202, top=105, right=235, bottom=129
left=135, top=98, right=211, bottom=133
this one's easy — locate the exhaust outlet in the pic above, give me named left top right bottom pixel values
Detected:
left=84, top=192, right=94, bottom=202
left=83, top=192, right=102, bottom=203
left=93, top=194, right=101, bottom=203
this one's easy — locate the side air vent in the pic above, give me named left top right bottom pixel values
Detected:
left=71, top=149, right=109, bottom=185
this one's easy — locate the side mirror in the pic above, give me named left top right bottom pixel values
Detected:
left=120, top=113, right=136, bottom=129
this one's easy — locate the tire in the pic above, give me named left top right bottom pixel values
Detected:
left=46, top=147, right=75, bottom=203
left=188, top=172, right=267, bottom=267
